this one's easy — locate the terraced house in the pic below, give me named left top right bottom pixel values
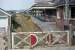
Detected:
left=31, top=0, right=75, bottom=45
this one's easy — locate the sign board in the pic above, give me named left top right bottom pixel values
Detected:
left=30, top=34, right=38, bottom=47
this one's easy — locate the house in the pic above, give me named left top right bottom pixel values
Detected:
left=0, top=8, right=11, bottom=49
left=54, top=0, right=75, bottom=30
left=54, top=0, right=75, bottom=45
left=0, top=8, right=11, bottom=33
left=31, top=1, right=56, bottom=21
left=31, top=0, right=65, bottom=30
left=30, top=0, right=75, bottom=45
left=31, top=0, right=75, bottom=31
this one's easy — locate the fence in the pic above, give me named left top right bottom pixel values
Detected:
left=12, top=31, right=70, bottom=49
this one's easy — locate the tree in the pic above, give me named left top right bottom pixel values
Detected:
left=11, top=14, right=21, bottom=32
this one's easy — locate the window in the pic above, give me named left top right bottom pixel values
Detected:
left=71, top=7, right=75, bottom=18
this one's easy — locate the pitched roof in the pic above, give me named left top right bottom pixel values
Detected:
left=55, top=0, right=65, bottom=6
left=32, top=0, right=75, bottom=9
left=0, top=8, right=11, bottom=16
left=33, top=3, right=55, bottom=7
left=31, top=2, right=56, bottom=9
left=54, top=0, right=75, bottom=6
left=32, top=1, right=56, bottom=7
left=69, top=0, right=75, bottom=5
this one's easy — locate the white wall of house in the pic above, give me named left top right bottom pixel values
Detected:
left=0, top=16, right=8, bottom=32
left=0, top=18, right=8, bottom=27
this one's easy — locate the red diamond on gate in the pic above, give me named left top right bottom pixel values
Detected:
left=30, top=34, right=38, bottom=47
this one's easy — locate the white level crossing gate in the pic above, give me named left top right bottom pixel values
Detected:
left=12, top=31, right=71, bottom=49
left=0, top=31, right=71, bottom=50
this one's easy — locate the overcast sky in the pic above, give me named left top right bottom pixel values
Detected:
left=0, top=0, right=34, bottom=10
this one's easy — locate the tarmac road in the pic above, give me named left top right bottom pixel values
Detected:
left=9, top=46, right=75, bottom=50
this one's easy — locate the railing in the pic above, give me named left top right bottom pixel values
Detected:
left=34, top=16, right=56, bottom=22
left=64, top=18, right=75, bottom=26
left=12, top=31, right=70, bottom=49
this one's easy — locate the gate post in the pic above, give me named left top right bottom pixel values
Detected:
left=8, top=16, right=12, bottom=49
left=69, top=24, right=72, bottom=46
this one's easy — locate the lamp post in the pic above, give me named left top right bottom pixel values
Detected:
left=65, top=0, right=72, bottom=46
left=65, top=0, right=70, bottom=23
